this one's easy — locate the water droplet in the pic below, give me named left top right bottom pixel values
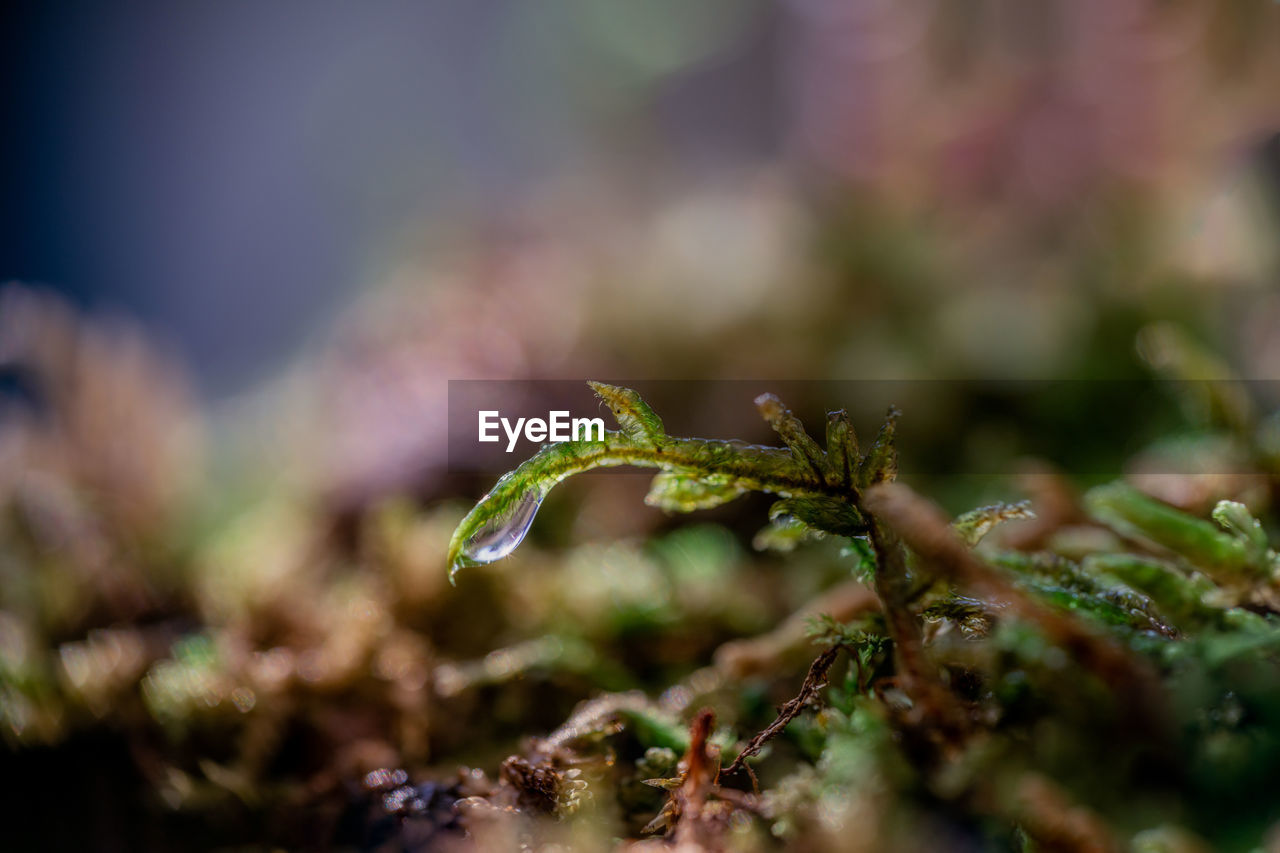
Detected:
left=460, top=487, right=545, bottom=565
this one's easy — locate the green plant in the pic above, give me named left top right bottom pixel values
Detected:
left=446, top=383, right=1280, bottom=851
left=448, top=382, right=894, bottom=582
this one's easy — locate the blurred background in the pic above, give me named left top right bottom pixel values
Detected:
left=5, top=0, right=1280, bottom=502
left=6, top=0, right=1278, bottom=384
left=3, top=1, right=1280, bottom=849
left=4, top=0, right=787, bottom=396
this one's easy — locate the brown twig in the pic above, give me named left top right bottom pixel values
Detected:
left=722, top=645, right=841, bottom=777
left=678, top=708, right=718, bottom=815
left=650, top=707, right=729, bottom=849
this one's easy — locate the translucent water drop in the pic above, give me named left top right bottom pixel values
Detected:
left=460, top=487, right=545, bottom=565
